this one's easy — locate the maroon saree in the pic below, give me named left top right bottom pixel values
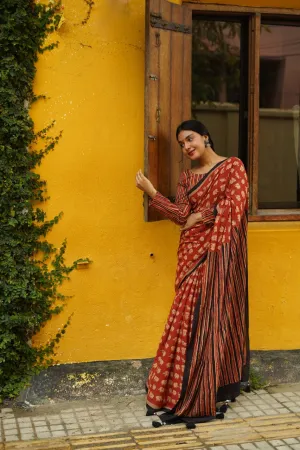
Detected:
left=147, top=157, right=249, bottom=424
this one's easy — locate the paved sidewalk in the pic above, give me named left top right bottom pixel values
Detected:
left=2, top=388, right=300, bottom=448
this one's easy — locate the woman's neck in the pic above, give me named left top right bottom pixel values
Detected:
left=199, top=148, right=221, bottom=167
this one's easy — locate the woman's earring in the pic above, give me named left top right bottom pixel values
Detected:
left=204, top=140, right=210, bottom=148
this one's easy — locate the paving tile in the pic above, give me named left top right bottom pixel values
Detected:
left=255, top=442, right=274, bottom=450
left=277, top=408, right=290, bottom=414
left=35, top=426, right=50, bottom=433
left=62, top=417, right=78, bottom=424
left=3, top=419, right=17, bottom=425
left=81, top=428, right=95, bottom=434
left=20, top=433, right=35, bottom=440
left=241, top=444, right=257, bottom=450
left=66, top=423, right=80, bottom=430
left=32, top=420, right=47, bottom=426
left=289, top=407, right=300, bottom=413
left=36, top=431, right=51, bottom=438
left=265, top=410, right=278, bottom=416
left=283, top=439, right=298, bottom=445
left=50, top=425, right=64, bottom=431
left=240, top=412, right=254, bottom=418
left=4, top=435, right=19, bottom=442
left=3, top=423, right=18, bottom=430
left=282, top=402, right=296, bottom=408
left=67, top=429, right=81, bottom=436
left=269, top=440, right=285, bottom=447
left=4, top=429, right=19, bottom=436
left=18, top=426, right=34, bottom=433
left=17, top=418, right=31, bottom=424
left=51, top=430, right=67, bottom=437
left=96, top=425, right=111, bottom=432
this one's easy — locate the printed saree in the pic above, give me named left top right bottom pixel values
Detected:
left=147, top=157, right=249, bottom=424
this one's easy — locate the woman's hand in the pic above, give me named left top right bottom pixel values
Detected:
left=180, top=212, right=202, bottom=231
left=135, top=170, right=157, bottom=198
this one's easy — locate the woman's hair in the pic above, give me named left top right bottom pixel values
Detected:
left=176, top=120, right=214, bottom=150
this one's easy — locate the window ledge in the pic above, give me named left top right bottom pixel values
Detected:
left=249, top=210, right=300, bottom=222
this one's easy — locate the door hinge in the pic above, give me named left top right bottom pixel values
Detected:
left=150, top=12, right=192, bottom=34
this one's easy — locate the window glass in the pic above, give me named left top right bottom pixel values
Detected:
left=258, top=24, right=300, bottom=209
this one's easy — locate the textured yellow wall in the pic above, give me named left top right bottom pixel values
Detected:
left=33, top=0, right=300, bottom=363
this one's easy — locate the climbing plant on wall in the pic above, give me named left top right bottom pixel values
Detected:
left=0, top=0, right=85, bottom=401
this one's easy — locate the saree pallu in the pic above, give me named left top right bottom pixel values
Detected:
left=147, top=157, right=249, bottom=423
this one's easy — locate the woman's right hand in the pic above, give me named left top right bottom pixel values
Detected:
left=135, top=170, right=157, bottom=198
left=180, top=212, right=202, bottom=231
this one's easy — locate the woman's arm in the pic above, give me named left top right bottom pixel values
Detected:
left=181, top=159, right=247, bottom=231
left=136, top=170, right=191, bottom=226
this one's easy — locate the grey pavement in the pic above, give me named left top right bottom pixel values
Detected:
left=2, top=387, right=300, bottom=446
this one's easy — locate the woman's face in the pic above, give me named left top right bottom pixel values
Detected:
left=177, top=130, right=207, bottom=161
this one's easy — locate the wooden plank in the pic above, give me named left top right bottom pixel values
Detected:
left=248, top=13, right=260, bottom=215
left=181, top=5, right=192, bottom=172
left=188, top=3, right=300, bottom=16
left=157, top=0, right=172, bottom=198
left=170, top=3, right=185, bottom=196
left=145, top=0, right=192, bottom=219
left=145, top=0, right=161, bottom=221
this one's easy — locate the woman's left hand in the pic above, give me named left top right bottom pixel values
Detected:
left=136, top=170, right=157, bottom=198
left=181, top=213, right=202, bottom=231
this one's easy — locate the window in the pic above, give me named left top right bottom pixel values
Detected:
left=192, top=18, right=248, bottom=165
left=258, top=23, right=300, bottom=211
left=144, top=0, right=300, bottom=221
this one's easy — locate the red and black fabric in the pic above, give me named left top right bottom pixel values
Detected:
left=147, top=157, right=249, bottom=424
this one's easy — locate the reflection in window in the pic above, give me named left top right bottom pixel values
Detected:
left=192, top=20, right=242, bottom=159
left=258, top=24, right=300, bottom=209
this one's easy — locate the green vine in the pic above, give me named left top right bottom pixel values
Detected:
left=0, top=0, right=87, bottom=401
left=82, top=0, right=95, bottom=25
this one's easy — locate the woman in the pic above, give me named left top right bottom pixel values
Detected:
left=136, top=120, right=249, bottom=426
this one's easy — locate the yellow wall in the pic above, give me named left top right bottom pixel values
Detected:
left=33, top=0, right=300, bottom=363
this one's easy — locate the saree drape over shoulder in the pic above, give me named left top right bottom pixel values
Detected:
left=147, top=157, right=249, bottom=424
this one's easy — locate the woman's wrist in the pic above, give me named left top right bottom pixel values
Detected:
left=194, top=212, right=202, bottom=221
left=148, top=188, right=157, bottom=199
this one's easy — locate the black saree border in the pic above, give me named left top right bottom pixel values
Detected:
left=188, top=158, right=230, bottom=196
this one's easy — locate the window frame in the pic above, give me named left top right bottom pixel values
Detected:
left=189, top=2, right=300, bottom=222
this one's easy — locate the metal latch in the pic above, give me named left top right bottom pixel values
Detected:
left=150, top=12, right=192, bottom=34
